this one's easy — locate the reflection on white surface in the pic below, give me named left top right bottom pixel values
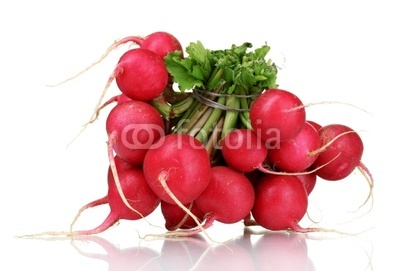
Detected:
left=158, top=235, right=210, bottom=270
left=63, top=229, right=373, bottom=271
left=71, top=235, right=162, bottom=271
left=251, top=231, right=314, bottom=271
left=160, top=232, right=257, bottom=271
left=4, top=225, right=376, bottom=271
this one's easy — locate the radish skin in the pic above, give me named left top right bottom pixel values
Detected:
left=267, top=121, right=321, bottom=172
left=251, top=174, right=310, bottom=232
left=220, top=128, right=268, bottom=173
left=250, top=89, right=306, bottom=144
left=195, top=166, right=255, bottom=225
left=296, top=173, right=317, bottom=195
left=106, top=100, right=165, bottom=166
left=220, top=128, right=326, bottom=176
left=143, top=134, right=212, bottom=205
left=114, top=48, right=169, bottom=101
left=87, top=48, right=169, bottom=127
left=311, top=124, right=368, bottom=181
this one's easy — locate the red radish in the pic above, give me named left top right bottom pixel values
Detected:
left=307, top=120, right=322, bottom=131
left=74, top=167, right=160, bottom=235
left=267, top=121, right=321, bottom=172
left=251, top=174, right=311, bottom=232
left=250, top=88, right=306, bottom=145
left=106, top=100, right=165, bottom=166
left=143, top=133, right=212, bottom=205
left=125, top=31, right=183, bottom=58
left=220, top=128, right=268, bottom=173
left=100, top=31, right=183, bottom=60
left=50, top=31, right=182, bottom=87
left=310, top=124, right=371, bottom=181
left=220, top=128, right=317, bottom=176
left=244, top=170, right=265, bottom=186
left=161, top=200, right=205, bottom=231
left=87, top=48, right=169, bottom=126
left=194, top=166, right=255, bottom=226
left=296, top=172, right=317, bottom=195
left=114, top=48, right=169, bottom=101
left=114, top=32, right=183, bottom=85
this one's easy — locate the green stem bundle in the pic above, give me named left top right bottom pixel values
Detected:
left=155, top=40, right=278, bottom=162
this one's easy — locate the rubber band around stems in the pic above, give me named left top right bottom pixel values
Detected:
left=191, top=88, right=260, bottom=112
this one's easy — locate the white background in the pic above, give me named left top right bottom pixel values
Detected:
left=1, top=0, right=397, bottom=270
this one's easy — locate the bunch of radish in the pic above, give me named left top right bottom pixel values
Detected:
left=58, top=31, right=373, bottom=237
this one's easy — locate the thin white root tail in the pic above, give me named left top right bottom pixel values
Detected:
left=47, top=36, right=142, bottom=87
left=355, top=161, right=375, bottom=212
left=107, top=132, right=157, bottom=228
left=290, top=100, right=373, bottom=117
left=143, top=170, right=217, bottom=243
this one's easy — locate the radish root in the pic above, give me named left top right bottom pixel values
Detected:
left=257, top=152, right=341, bottom=176
left=353, top=161, right=375, bottom=212
left=108, top=132, right=153, bottom=225
left=47, top=36, right=143, bottom=87
left=87, top=66, right=123, bottom=126
left=69, top=196, right=108, bottom=234
left=307, top=130, right=359, bottom=157
left=143, top=169, right=217, bottom=243
left=167, top=201, right=197, bottom=231
left=289, top=100, right=373, bottom=117
left=244, top=219, right=363, bottom=236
